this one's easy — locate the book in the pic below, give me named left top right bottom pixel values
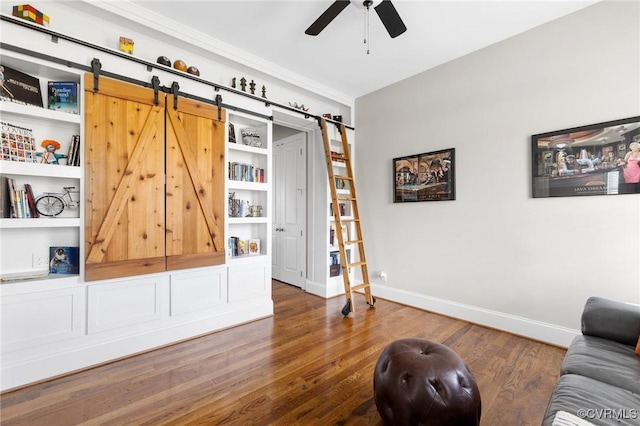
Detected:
left=47, top=81, right=79, bottom=114
left=0, top=176, right=8, bottom=218
left=66, top=134, right=80, bottom=166
left=0, top=64, right=43, bottom=107
left=49, top=246, right=80, bottom=274
left=237, top=239, right=247, bottom=256
left=341, top=224, right=349, bottom=243
left=24, top=183, right=38, bottom=218
left=1, top=121, right=37, bottom=163
left=7, top=177, right=18, bottom=218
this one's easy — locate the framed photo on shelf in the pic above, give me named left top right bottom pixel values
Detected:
left=393, top=148, right=455, bottom=203
left=49, top=246, right=80, bottom=274
left=228, top=122, right=236, bottom=143
left=248, top=238, right=260, bottom=255
left=531, top=116, right=640, bottom=198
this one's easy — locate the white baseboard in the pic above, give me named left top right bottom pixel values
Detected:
left=305, top=279, right=344, bottom=299
left=1, top=300, right=273, bottom=392
left=371, top=284, right=579, bottom=347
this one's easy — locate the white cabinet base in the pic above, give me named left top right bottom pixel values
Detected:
left=0, top=266, right=273, bottom=392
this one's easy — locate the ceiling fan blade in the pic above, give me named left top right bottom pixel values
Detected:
left=305, top=1, right=350, bottom=36
left=374, top=0, right=407, bottom=38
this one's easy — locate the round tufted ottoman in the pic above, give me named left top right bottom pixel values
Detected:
left=373, top=338, right=481, bottom=426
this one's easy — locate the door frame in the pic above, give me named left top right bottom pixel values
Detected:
left=272, top=132, right=307, bottom=287
left=272, top=113, right=316, bottom=290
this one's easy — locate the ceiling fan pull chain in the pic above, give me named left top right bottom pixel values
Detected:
left=364, top=3, right=371, bottom=54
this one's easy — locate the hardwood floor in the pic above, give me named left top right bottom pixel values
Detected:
left=0, top=281, right=566, bottom=425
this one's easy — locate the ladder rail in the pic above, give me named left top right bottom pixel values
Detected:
left=337, top=122, right=372, bottom=306
left=319, top=118, right=374, bottom=315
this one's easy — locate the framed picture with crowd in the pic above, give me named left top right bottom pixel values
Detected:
left=393, top=148, right=455, bottom=203
left=531, top=116, right=640, bottom=198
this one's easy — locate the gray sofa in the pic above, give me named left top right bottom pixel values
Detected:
left=543, top=297, right=640, bottom=426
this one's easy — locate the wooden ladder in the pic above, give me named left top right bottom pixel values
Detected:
left=319, top=118, right=375, bottom=316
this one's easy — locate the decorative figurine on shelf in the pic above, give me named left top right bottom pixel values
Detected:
left=249, top=79, right=256, bottom=95
left=37, top=139, right=66, bottom=165
left=231, top=77, right=236, bottom=89
left=118, top=37, right=134, bottom=55
left=240, top=77, right=247, bottom=92
left=288, top=102, right=309, bottom=112
left=187, top=66, right=200, bottom=76
left=156, top=56, right=171, bottom=67
left=261, top=85, right=267, bottom=99
left=12, top=4, right=50, bottom=27
left=173, top=60, right=188, bottom=72
left=228, top=192, right=241, bottom=217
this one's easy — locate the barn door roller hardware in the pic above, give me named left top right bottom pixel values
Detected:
left=91, top=58, right=101, bottom=92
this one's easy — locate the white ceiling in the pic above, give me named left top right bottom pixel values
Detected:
left=126, top=0, right=598, bottom=101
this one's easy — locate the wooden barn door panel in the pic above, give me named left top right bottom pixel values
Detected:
left=84, top=74, right=166, bottom=281
left=165, top=100, right=226, bottom=271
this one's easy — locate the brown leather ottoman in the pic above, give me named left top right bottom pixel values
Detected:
left=373, top=338, right=481, bottom=426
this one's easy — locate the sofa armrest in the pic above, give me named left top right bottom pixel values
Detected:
left=581, top=296, right=640, bottom=347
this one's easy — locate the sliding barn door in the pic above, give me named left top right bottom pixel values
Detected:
left=84, top=74, right=227, bottom=281
left=84, top=75, right=166, bottom=281
left=165, top=98, right=226, bottom=270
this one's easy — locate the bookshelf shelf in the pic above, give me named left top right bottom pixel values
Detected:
left=227, top=180, right=268, bottom=191
left=228, top=217, right=268, bottom=224
left=1, top=273, right=79, bottom=286
left=0, top=161, right=81, bottom=179
left=0, top=101, right=81, bottom=124
left=0, top=218, right=80, bottom=228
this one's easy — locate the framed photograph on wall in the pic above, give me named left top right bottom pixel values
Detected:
left=393, top=148, right=455, bottom=203
left=531, top=116, right=640, bottom=198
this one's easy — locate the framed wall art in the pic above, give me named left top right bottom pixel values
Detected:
left=393, top=148, right=455, bottom=203
left=531, top=116, right=640, bottom=198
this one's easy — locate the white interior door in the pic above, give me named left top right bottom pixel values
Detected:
left=272, top=132, right=307, bottom=287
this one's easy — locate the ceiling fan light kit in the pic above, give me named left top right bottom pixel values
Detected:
left=305, top=0, right=407, bottom=53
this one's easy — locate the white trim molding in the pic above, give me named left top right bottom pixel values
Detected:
left=371, top=284, right=579, bottom=348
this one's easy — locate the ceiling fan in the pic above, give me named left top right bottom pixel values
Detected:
left=305, top=0, right=407, bottom=39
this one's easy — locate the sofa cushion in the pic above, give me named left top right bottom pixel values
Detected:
left=543, top=374, right=640, bottom=426
left=581, top=297, right=640, bottom=346
left=561, top=335, right=640, bottom=393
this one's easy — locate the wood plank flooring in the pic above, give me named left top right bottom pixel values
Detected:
left=0, top=281, right=566, bottom=425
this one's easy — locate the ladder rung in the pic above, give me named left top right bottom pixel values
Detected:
left=351, top=283, right=370, bottom=291
left=348, top=261, right=366, bottom=268
left=331, top=154, right=349, bottom=161
left=345, top=239, right=363, bottom=245
left=340, top=218, right=359, bottom=223
left=334, top=175, right=353, bottom=180
left=337, top=197, right=356, bottom=201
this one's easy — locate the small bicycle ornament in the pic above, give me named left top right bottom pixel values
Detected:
left=35, top=186, right=80, bottom=217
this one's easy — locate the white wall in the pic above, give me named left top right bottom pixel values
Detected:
left=355, top=1, right=640, bottom=346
